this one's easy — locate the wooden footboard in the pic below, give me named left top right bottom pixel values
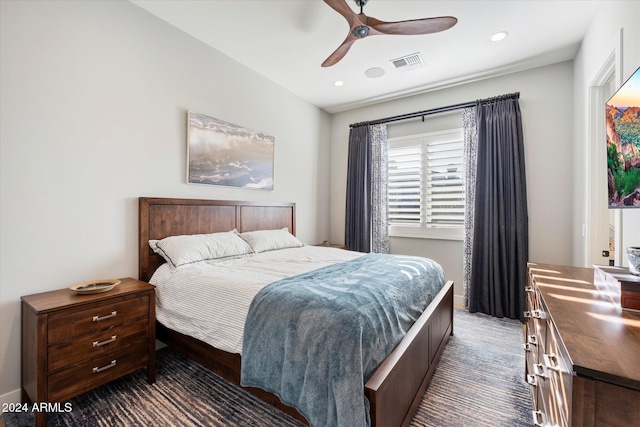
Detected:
left=365, top=281, right=454, bottom=427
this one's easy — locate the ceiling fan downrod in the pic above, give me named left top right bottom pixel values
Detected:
left=352, top=0, right=370, bottom=37
left=355, top=0, right=369, bottom=12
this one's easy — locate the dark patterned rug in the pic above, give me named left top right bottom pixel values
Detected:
left=4, top=309, right=532, bottom=426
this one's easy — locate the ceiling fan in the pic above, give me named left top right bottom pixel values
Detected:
left=322, top=0, right=458, bottom=67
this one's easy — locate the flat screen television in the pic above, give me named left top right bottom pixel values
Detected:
left=606, top=66, right=640, bottom=208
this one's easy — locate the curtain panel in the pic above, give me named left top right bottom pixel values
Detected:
left=345, top=124, right=389, bottom=253
left=370, top=124, right=389, bottom=254
left=345, top=125, right=371, bottom=253
left=468, top=96, right=529, bottom=321
left=462, top=107, right=478, bottom=308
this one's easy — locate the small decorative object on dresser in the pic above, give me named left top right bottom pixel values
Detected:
left=21, top=278, right=156, bottom=427
left=594, top=264, right=640, bottom=311
left=627, top=246, right=640, bottom=276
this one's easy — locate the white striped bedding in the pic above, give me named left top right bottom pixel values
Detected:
left=150, top=245, right=363, bottom=354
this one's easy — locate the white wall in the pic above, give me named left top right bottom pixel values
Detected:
left=329, top=62, right=575, bottom=303
left=572, top=1, right=640, bottom=267
left=0, top=1, right=330, bottom=401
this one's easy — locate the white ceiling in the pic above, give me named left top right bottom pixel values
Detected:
left=130, top=0, right=600, bottom=113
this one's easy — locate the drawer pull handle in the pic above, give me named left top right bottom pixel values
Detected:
left=525, top=286, right=534, bottom=293
left=526, top=373, right=537, bottom=387
left=527, top=334, right=538, bottom=346
left=533, top=363, right=547, bottom=378
left=523, top=311, right=531, bottom=318
left=93, top=335, right=117, bottom=347
left=543, top=353, right=562, bottom=372
left=531, top=309, right=546, bottom=320
left=93, top=311, right=117, bottom=322
left=523, top=343, right=531, bottom=352
left=93, top=360, right=116, bottom=373
left=532, top=410, right=545, bottom=426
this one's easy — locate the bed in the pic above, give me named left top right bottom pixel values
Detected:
left=138, top=197, right=454, bottom=427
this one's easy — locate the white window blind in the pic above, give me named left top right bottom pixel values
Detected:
left=387, top=129, right=464, bottom=240
left=388, top=145, right=422, bottom=223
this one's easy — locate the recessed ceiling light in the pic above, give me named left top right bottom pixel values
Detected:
left=333, top=80, right=344, bottom=87
left=365, top=67, right=385, bottom=78
left=490, top=31, right=508, bottom=42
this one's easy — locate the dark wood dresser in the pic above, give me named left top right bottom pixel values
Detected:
left=21, top=278, right=156, bottom=427
left=525, top=263, right=640, bottom=427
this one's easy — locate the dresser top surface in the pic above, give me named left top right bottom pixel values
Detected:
left=21, top=277, right=154, bottom=314
left=528, top=262, right=640, bottom=389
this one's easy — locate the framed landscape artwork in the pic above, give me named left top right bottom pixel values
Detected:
left=187, top=111, right=275, bottom=190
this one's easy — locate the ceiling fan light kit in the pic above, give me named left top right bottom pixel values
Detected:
left=322, top=0, right=458, bottom=67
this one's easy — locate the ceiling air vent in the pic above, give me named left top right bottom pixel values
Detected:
left=390, top=53, right=425, bottom=72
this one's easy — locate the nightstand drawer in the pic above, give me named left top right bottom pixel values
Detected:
left=47, top=341, right=150, bottom=402
left=48, top=295, right=150, bottom=343
left=48, top=317, right=149, bottom=372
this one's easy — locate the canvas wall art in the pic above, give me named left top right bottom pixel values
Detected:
left=188, top=112, right=274, bottom=190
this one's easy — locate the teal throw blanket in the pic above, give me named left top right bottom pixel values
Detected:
left=240, top=253, right=445, bottom=427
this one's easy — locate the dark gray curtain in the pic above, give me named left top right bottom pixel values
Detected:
left=345, top=125, right=371, bottom=252
left=469, top=95, right=528, bottom=321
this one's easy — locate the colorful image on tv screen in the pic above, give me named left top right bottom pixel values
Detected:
left=606, top=66, right=640, bottom=207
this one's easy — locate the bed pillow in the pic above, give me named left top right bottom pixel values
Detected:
left=238, top=228, right=304, bottom=253
left=149, top=230, right=254, bottom=267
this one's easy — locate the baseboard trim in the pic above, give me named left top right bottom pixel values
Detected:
left=1, top=388, right=21, bottom=407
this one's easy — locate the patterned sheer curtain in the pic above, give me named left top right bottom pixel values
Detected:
left=462, top=107, right=477, bottom=308
left=344, top=123, right=389, bottom=253
left=370, top=124, right=389, bottom=254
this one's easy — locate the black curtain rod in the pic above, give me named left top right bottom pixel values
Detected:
left=349, top=92, right=520, bottom=128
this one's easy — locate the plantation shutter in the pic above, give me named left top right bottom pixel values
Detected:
left=425, top=136, right=464, bottom=227
left=387, top=129, right=465, bottom=235
left=388, top=145, right=422, bottom=223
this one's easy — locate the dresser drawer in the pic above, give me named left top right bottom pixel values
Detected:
left=48, top=317, right=149, bottom=372
left=47, top=341, right=149, bottom=402
left=48, top=295, right=149, bottom=343
left=544, top=319, right=572, bottom=426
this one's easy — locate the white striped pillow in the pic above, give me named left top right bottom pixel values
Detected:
left=150, top=230, right=254, bottom=268
left=239, top=228, right=303, bottom=253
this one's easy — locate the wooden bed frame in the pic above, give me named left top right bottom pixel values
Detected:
left=138, top=197, right=454, bottom=427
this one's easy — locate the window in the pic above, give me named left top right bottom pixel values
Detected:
left=387, top=129, right=465, bottom=240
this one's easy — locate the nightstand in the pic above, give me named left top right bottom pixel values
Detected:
left=21, top=278, right=155, bottom=427
left=315, top=242, right=347, bottom=249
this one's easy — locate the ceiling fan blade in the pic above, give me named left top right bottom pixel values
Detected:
left=323, top=0, right=356, bottom=25
left=368, top=16, right=458, bottom=36
left=322, top=35, right=358, bottom=67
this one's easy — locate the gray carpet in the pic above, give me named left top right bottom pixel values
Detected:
left=410, top=310, right=532, bottom=426
left=4, top=309, right=532, bottom=426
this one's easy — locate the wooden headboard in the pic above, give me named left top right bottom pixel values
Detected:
left=138, top=197, right=296, bottom=282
